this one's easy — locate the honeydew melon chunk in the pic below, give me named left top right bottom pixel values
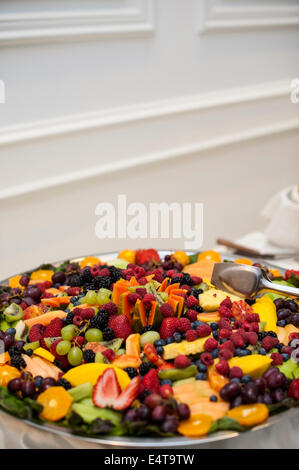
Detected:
left=71, top=402, right=121, bottom=425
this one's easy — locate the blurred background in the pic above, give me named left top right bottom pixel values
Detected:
left=0, top=0, right=299, bottom=279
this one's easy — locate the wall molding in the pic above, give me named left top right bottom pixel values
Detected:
left=0, top=0, right=155, bottom=44
left=0, top=79, right=297, bottom=201
left=199, top=0, right=299, bottom=32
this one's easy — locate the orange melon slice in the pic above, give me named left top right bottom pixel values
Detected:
left=183, top=259, right=216, bottom=281
left=24, top=310, right=66, bottom=328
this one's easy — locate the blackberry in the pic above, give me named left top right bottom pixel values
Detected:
left=57, top=378, right=72, bottom=390
left=139, top=362, right=155, bottom=376
left=140, top=325, right=153, bottom=334
left=89, top=310, right=109, bottom=330
left=10, top=355, right=26, bottom=370
left=171, top=276, right=185, bottom=285
left=64, top=312, right=74, bottom=325
left=68, top=274, right=82, bottom=287
left=80, top=267, right=93, bottom=284
left=8, top=346, right=22, bottom=357
left=90, top=276, right=112, bottom=291
left=103, top=328, right=114, bottom=341
left=83, top=349, right=95, bottom=363
left=193, top=305, right=203, bottom=313
left=266, top=331, right=278, bottom=338
left=107, top=266, right=123, bottom=283
left=124, top=367, right=139, bottom=379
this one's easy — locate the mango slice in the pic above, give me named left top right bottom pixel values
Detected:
left=228, top=355, right=272, bottom=379
left=63, top=363, right=130, bottom=390
left=252, top=296, right=278, bottom=333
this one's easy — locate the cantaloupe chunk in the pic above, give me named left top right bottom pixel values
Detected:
left=24, top=310, right=66, bottom=328
left=23, top=355, right=62, bottom=380
left=189, top=402, right=229, bottom=421
left=112, top=354, right=141, bottom=369
left=278, top=324, right=299, bottom=345
left=183, top=259, right=216, bottom=281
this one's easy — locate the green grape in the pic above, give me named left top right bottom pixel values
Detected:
left=85, top=328, right=103, bottom=342
left=79, top=296, right=87, bottom=304
left=85, top=290, right=98, bottom=305
left=68, top=347, right=83, bottom=366
left=140, top=331, right=160, bottom=348
left=97, top=288, right=111, bottom=306
left=56, top=340, right=71, bottom=356
left=61, top=325, right=78, bottom=341
left=95, top=352, right=105, bottom=363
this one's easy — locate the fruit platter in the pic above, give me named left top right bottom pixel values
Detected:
left=0, top=249, right=298, bottom=448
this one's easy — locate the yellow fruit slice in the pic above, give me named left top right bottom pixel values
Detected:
left=178, top=413, right=213, bottom=437
left=37, top=386, right=73, bottom=421
left=63, top=363, right=130, bottom=390
left=163, top=336, right=211, bottom=360
left=228, top=355, right=272, bottom=379
left=34, top=347, right=55, bottom=363
left=252, top=297, right=278, bottom=333
left=226, top=404, right=269, bottom=427
left=198, top=288, right=242, bottom=312
left=9, top=275, right=22, bottom=289
left=30, top=270, right=54, bottom=282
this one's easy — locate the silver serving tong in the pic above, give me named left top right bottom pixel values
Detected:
left=211, top=262, right=299, bottom=299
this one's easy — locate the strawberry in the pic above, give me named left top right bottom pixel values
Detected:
left=135, top=249, right=161, bottom=266
left=44, top=317, right=64, bottom=338
left=114, top=376, right=140, bottom=410
left=142, top=369, right=160, bottom=394
left=93, top=368, right=121, bottom=408
left=29, top=323, right=45, bottom=342
left=159, top=317, right=178, bottom=340
left=108, top=314, right=132, bottom=340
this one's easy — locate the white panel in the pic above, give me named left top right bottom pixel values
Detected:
left=199, top=0, right=299, bottom=31
left=0, top=0, right=154, bottom=43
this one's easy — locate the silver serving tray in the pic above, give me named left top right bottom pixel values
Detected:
left=0, top=250, right=298, bottom=449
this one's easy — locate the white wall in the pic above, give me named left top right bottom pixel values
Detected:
left=0, top=0, right=299, bottom=279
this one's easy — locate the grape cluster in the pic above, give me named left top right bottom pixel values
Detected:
left=274, top=298, right=299, bottom=327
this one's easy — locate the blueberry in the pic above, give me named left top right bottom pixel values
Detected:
left=154, top=339, right=166, bottom=347
left=5, top=328, right=16, bottom=336
left=259, top=348, right=266, bottom=355
left=235, top=348, right=243, bottom=356
left=196, top=373, right=207, bottom=380
left=195, top=320, right=204, bottom=327
left=243, top=349, right=252, bottom=356
left=72, top=301, right=80, bottom=306
left=156, top=346, right=164, bottom=355
left=277, top=320, right=286, bottom=327
left=173, top=332, right=182, bottom=343
left=161, top=379, right=173, bottom=386
left=25, top=349, right=33, bottom=356
left=210, top=322, right=219, bottom=331
left=231, top=378, right=241, bottom=383
left=197, top=363, right=207, bottom=373
left=70, top=297, right=77, bottom=303
left=282, top=353, right=290, bottom=362
left=190, top=322, right=195, bottom=329
left=220, top=338, right=227, bottom=344
left=34, top=376, right=43, bottom=389
left=209, top=395, right=218, bottom=402
left=166, top=337, right=174, bottom=344
left=211, top=348, right=219, bottom=359
left=212, top=331, right=219, bottom=341
left=241, top=375, right=252, bottom=384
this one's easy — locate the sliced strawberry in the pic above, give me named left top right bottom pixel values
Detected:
left=114, top=376, right=140, bottom=410
left=92, top=368, right=121, bottom=408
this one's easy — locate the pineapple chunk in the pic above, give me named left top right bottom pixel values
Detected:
left=163, top=336, right=211, bottom=360
left=198, top=288, right=241, bottom=312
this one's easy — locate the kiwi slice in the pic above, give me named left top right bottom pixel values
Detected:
left=99, top=338, right=123, bottom=352
left=0, top=319, right=11, bottom=332
left=67, top=382, right=93, bottom=402
left=44, top=336, right=62, bottom=349
left=14, top=320, right=29, bottom=341
left=4, top=303, right=23, bottom=323
left=24, top=341, right=40, bottom=351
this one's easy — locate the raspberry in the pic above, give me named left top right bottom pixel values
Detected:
left=136, top=288, right=147, bottom=298
left=219, top=328, right=232, bottom=340
left=66, top=287, right=81, bottom=296
left=101, top=348, right=115, bottom=362
left=288, top=378, right=299, bottom=400
left=185, top=295, right=198, bottom=308
left=289, top=332, right=299, bottom=342
left=177, top=317, right=191, bottom=333
left=97, top=268, right=110, bottom=277
left=101, top=302, right=118, bottom=316
left=204, top=337, right=218, bottom=352
left=159, top=317, right=178, bottom=340
left=127, top=293, right=140, bottom=306
left=20, top=301, right=28, bottom=310
left=174, top=355, right=191, bottom=369
left=142, top=369, right=160, bottom=394
left=72, top=307, right=83, bottom=317
left=201, top=352, right=214, bottom=366
left=261, top=336, right=279, bottom=352
left=220, top=297, right=232, bottom=309
left=73, top=336, right=85, bottom=347
left=142, top=293, right=156, bottom=308
left=245, top=331, right=258, bottom=346
left=219, top=349, right=234, bottom=360
left=138, top=278, right=149, bottom=285
left=281, top=346, right=292, bottom=355
left=230, top=333, right=245, bottom=348
left=80, top=308, right=94, bottom=320
left=109, top=314, right=132, bottom=340
left=218, top=318, right=231, bottom=329
left=44, top=318, right=63, bottom=338
left=218, top=305, right=232, bottom=319
left=160, top=384, right=173, bottom=399
left=271, top=352, right=283, bottom=366
left=180, top=284, right=192, bottom=293
left=73, top=315, right=82, bottom=326
left=160, top=303, right=174, bottom=318
left=186, top=309, right=198, bottom=322
left=219, top=340, right=235, bottom=353
left=229, top=366, right=243, bottom=379
left=196, top=324, right=212, bottom=338
left=191, top=276, right=202, bottom=285
left=29, top=324, right=45, bottom=342
left=185, top=330, right=198, bottom=342
left=216, top=360, right=229, bottom=376
left=250, top=322, right=259, bottom=333
left=245, top=313, right=260, bottom=323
